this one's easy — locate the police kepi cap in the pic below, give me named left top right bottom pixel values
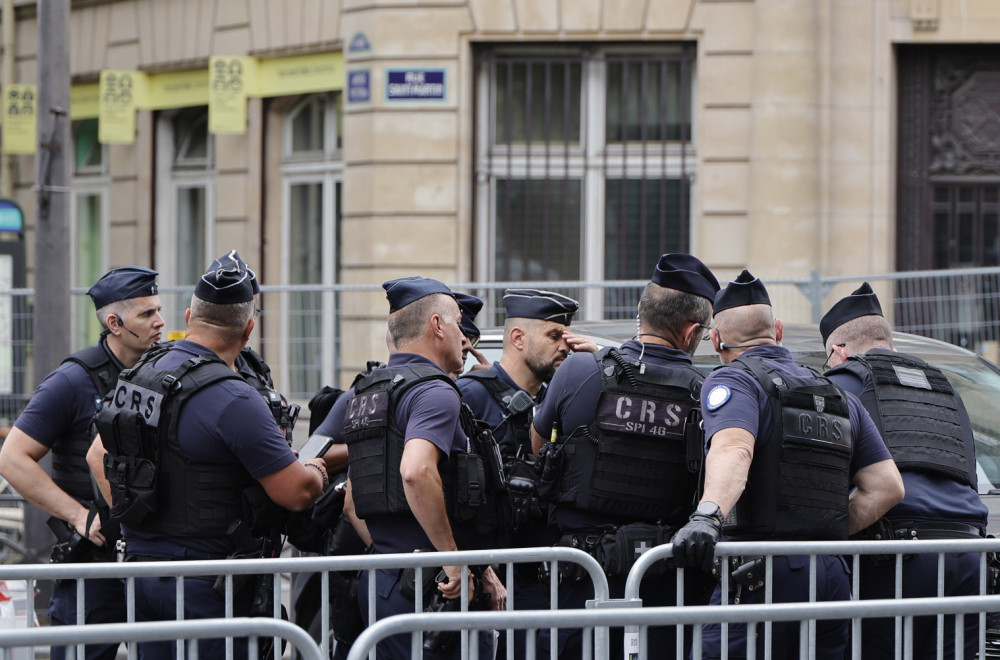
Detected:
left=86, top=266, right=159, bottom=310
left=382, top=276, right=454, bottom=313
left=650, top=254, right=720, bottom=303
left=194, top=250, right=257, bottom=304
left=503, top=289, right=579, bottom=326
left=713, top=269, right=771, bottom=315
left=454, top=293, right=484, bottom=339
left=819, top=282, right=884, bottom=346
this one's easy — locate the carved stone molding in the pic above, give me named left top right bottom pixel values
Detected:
left=911, top=0, right=939, bottom=31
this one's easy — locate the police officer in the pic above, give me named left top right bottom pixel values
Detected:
left=671, top=270, right=905, bottom=660
left=453, top=292, right=489, bottom=377
left=322, top=276, right=506, bottom=660
left=88, top=250, right=327, bottom=660
left=458, top=288, right=583, bottom=656
left=821, top=282, right=987, bottom=660
left=529, top=254, right=721, bottom=659
left=0, top=266, right=163, bottom=660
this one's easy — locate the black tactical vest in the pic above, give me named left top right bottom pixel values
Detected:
left=56, top=339, right=124, bottom=501
left=553, top=348, right=705, bottom=526
left=343, top=363, right=506, bottom=534
left=239, top=346, right=299, bottom=440
left=458, top=369, right=533, bottom=457
left=94, top=343, right=252, bottom=537
left=726, top=356, right=853, bottom=541
left=827, top=351, right=973, bottom=487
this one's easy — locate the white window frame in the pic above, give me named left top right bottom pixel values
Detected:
left=279, top=93, right=343, bottom=393
left=69, top=183, right=110, bottom=347
left=475, top=46, right=698, bottom=316
left=155, top=108, right=216, bottom=329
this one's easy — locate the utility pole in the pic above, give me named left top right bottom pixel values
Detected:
left=27, top=0, right=71, bottom=564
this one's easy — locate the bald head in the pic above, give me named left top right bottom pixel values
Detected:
left=825, top=314, right=893, bottom=356
left=714, top=304, right=777, bottom=347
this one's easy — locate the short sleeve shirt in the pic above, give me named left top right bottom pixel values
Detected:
left=14, top=341, right=110, bottom=451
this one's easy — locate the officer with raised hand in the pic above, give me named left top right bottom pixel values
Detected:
left=88, top=250, right=326, bottom=660
left=458, top=288, right=581, bottom=656
left=821, top=282, right=987, bottom=660
left=320, top=276, right=506, bottom=660
left=529, top=255, right=720, bottom=659
left=0, top=266, right=163, bottom=660
left=671, top=270, right=904, bottom=660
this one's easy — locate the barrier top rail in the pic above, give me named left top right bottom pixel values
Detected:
left=623, top=538, right=1000, bottom=600
left=0, top=546, right=608, bottom=596
left=0, top=617, right=323, bottom=660
left=346, top=594, right=1000, bottom=660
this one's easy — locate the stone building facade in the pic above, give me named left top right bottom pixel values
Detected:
left=2, top=0, right=998, bottom=393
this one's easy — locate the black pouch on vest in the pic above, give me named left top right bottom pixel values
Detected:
left=104, top=454, right=158, bottom=526
left=614, top=523, right=670, bottom=579
left=448, top=453, right=486, bottom=523
left=536, top=441, right=565, bottom=501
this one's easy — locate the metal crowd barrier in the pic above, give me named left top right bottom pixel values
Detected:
left=0, top=546, right=605, bottom=660
left=347, top=594, right=1000, bottom=660
left=0, top=617, right=323, bottom=660
left=4, top=539, right=1000, bottom=659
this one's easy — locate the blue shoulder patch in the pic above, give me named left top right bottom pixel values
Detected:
left=705, top=384, right=732, bottom=411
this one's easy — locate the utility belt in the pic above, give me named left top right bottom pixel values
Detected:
left=854, top=518, right=984, bottom=542
left=558, top=522, right=677, bottom=581
left=854, top=518, right=984, bottom=567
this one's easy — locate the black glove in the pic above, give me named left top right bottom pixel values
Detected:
left=671, top=512, right=722, bottom=572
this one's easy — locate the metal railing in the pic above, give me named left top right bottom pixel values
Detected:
left=0, top=265, right=982, bottom=407
left=0, top=547, right=606, bottom=660
left=3, top=540, right=999, bottom=659
left=0, top=618, right=324, bottom=660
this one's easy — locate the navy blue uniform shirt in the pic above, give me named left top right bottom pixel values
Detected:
left=15, top=339, right=108, bottom=455
left=124, top=340, right=296, bottom=557
left=533, top=340, right=699, bottom=534
left=826, top=351, right=987, bottom=530
left=457, top=362, right=544, bottom=452
left=320, top=353, right=473, bottom=554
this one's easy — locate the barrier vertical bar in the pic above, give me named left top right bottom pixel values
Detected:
left=175, top=576, right=184, bottom=660
left=851, top=553, right=861, bottom=660
left=937, top=551, right=945, bottom=660
left=75, top=578, right=84, bottom=660
left=895, top=554, right=903, bottom=660
left=127, top=577, right=138, bottom=660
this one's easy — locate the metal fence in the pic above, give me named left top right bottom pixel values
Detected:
left=0, top=265, right=994, bottom=417
left=2, top=540, right=999, bottom=660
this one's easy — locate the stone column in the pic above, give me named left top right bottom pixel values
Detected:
left=747, top=0, right=822, bottom=278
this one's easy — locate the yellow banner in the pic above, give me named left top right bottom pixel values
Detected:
left=209, top=56, right=252, bottom=134
left=146, top=69, right=208, bottom=110
left=252, top=52, right=344, bottom=98
left=71, top=83, right=100, bottom=119
left=2, top=85, right=36, bottom=154
left=99, top=70, right=144, bottom=144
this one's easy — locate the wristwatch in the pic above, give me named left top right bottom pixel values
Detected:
left=695, top=500, right=723, bottom=523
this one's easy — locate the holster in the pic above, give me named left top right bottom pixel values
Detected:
left=852, top=517, right=908, bottom=565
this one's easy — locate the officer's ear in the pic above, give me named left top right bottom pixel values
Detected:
left=774, top=319, right=784, bottom=343
left=508, top=325, right=526, bottom=350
